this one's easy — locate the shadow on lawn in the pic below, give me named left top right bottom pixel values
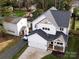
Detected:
left=0, top=32, right=20, bottom=43
left=52, top=51, right=65, bottom=58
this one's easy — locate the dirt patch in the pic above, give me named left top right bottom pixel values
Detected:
left=0, top=40, right=13, bottom=51
left=0, top=33, right=21, bottom=53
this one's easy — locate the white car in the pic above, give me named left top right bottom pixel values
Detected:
left=22, top=35, right=28, bottom=41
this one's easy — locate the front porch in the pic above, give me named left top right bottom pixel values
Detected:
left=47, top=42, right=53, bottom=51
left=54, top=46, right=64, bottom=52
left=47, top=43, right=53, bottom=50
left=47, top=42, right=64, bottom=52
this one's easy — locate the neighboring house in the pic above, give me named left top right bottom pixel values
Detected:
left=28, top=7, right=71, bottom=53
left=3, top=17, right=29, bottom=36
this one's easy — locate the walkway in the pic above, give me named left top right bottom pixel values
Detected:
left=19, top=47, right=52, bottom=59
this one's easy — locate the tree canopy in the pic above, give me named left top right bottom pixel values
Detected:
left=74, top=8, right=79, bottom=16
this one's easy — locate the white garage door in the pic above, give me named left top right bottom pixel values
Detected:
left=28, top=41, right=47, bottom=50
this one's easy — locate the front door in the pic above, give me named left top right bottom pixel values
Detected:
left=48, top=42, right=53, bottom=50
left=20, top=30, right=24, bottom=36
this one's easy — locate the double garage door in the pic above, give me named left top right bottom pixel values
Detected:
left=28, top=41, right=47, bottom=50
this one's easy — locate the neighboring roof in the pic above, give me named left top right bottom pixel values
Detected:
left=4, top=16, right=22, bottom=24
left=50, top=10, right=71, bottom=27
left=29, top=29, right=68, bottom=43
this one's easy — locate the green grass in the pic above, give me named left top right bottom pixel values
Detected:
left=75, top=20, right=79, bottom=30
left=42, top=35, right=79, bottom=59
left=12, top=43, right=28, bottom=59
left=14, top=10, right=26, bottom=17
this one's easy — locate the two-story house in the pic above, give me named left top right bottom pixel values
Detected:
left=28, top=7, right=71, bottom=53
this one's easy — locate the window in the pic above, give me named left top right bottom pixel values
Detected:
left=42, top=27, right=50, bottom=31
left=42, top=27, right=44, bottom=30
left=57, top=42, right=63, bottom=45
left=48, top=28, right=50, bottom=30
left=51, top=42, right=53, bottom=44
left=60, top=28, right=63, bottom=31
left=45, top=28, right=47, bottom=30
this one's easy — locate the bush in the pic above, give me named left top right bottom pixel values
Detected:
left=1, top=6, right=13, bottom=16
left=33, top=9, right=44, bottom=19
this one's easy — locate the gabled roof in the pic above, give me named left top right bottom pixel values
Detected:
left=33, top=7, right=58, bottom=27
left=29, top=29, right=68, bottom=43
left=34, top=7, right=71, bottom=28
left=43, top=10, right=58, bottom=27
left=50, top=10, right=71, bottom=27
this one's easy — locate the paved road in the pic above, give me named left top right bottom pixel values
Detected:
left=0, top=40, right=27, bottom=59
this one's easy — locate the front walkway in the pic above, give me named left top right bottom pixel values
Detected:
left=19, top=47, right=52, bottom=59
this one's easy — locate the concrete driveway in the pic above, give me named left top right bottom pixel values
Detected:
left=19, top=47, right=52, bottom=59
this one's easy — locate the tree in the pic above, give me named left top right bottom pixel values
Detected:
left=71, top=8, right=79, bottom=30
left=72, top=13, right=75, bottom=30
left=59, top=0, right=72, bottom=10
left=1, top=6, right=13, bottom=16
left=74, top=8, right=79, bottom=17
left=0, top=0, right=16, bottom=6
left=23, top=0, right=32, bottom=10
left=33, top=9, right=44, bottom=19
left=34, top=0, right=55, bottom=10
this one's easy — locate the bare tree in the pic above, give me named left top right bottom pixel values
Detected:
left=24, top=0, right=32, bottom=10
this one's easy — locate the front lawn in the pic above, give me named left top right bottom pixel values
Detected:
left=42, top=35, right=79, bottom=59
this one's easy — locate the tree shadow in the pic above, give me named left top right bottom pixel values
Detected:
left=51, top=51, right=65, bottom=58
left=0, top=32, right=20, bottom=43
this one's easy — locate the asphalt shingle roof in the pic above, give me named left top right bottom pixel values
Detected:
left=50, top=10, right=71, bottom=27
left=36, top=9, right=71, bottom=28
left=29, top=29, right=68, bottom=43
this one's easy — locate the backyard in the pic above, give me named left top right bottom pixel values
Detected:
left=40, top=18, right=79, bottom=59
left=42, top=34, right=79, bottom=59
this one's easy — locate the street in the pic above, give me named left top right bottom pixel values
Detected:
left=0, top=39, right=27, bottom=59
